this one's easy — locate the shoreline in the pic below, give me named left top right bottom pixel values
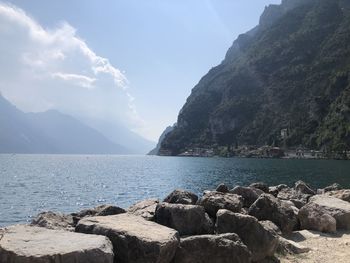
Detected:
left=1, top=180, right=350, bottom=262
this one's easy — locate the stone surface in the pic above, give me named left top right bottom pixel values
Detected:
left=216, top=183, right=229, bottom=193
left=127, top=198, right=159, bottom=221
left=0, top=225, right=113, bottom=263
left=155, top=203, right=213, bottom=236
left=163, top=189, right=198, bottom=205
left=307, top=195, right=350, bottom=230
left=76, top=213, right=179, bottom=263
left=277, top=187, right=309, bottom=208
left=323, top=183, right=342, bottom=193
left=172, top=233, right=252, bottom=263
left=215, top=209, right=278, bottom=261
left=249, top=194, right=298, bottom=234
left=294, top=180, right=315, bottom=195
left=31, top=211, right=75, bottom=231
left=198, top=191, right=243, bottom=217
left=277, top=236, right=311, bottom=255
left=326, top=189, right=350, bottom=203
left=71, top=204, right=125, bottom=224
left=298, top=202, right=337, bottom=233
left=259, top=220, right=282, bottom=236
left=230, top=186, right=263, bottom=207
left=249, top=182, right=269, bottom=193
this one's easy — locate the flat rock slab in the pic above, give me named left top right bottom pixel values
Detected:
left=76, top=213, right=179, bottom=263
left=0, top=225, right=113, bottom=263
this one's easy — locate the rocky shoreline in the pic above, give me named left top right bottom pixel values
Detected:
left=1, top=181, right=350, bottom=262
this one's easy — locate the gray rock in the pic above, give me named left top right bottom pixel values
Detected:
left=298, top=202, right=337, bottom=233
left=307, top=195, right=350, bottom=230
left=76, top=213, right=179, bottom=263
left=155, top=203, right=213, bottom=236
left=197, top=191, right=243, bottom=217
left=0, top=225, right=113, bottom=263
left=259, top=220, right=282, bottom=236
left=127, top=198, right=159, bottom=221
left=215, top=209, right=278, bottom=262
left=163, top=189, right=198, bottom=205
left=216, top=183, right=230, bottom=193
left=172, top=233, right=252, bottom=263
left=294, top=180, right=315, bottom=195
left=325, top=189, right=350, bottom=203
left=249, top=182, right=269, bottom=193
left=269, top=184, right=289, bottom=197
left=248, top=194, right=298, bottom=234
left=31, top=211, right=74, bottom=231
left=323, top=183, right=342, bottom=193
left=277, top=187, right=309, bottom=208
left=71, top=204, right=125, bottom=224
left=230, top=186, right=264, bottom=207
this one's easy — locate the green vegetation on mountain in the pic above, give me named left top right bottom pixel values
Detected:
left=160, top=0, right=350, bottom=155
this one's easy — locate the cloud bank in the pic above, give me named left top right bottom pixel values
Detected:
left=0, top=3, right=143, bottom=131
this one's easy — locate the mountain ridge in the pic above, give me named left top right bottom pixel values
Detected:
left=160, top=0, right=350, bottom=155
left=0, top=94, right=129, bottom=154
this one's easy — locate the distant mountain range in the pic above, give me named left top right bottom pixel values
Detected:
left=0, top=94, right=154, bottom=154
left=160, top=0, right=350, bottom=155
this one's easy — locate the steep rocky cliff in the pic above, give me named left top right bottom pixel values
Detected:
left=160, top=0, right=350, bottom=155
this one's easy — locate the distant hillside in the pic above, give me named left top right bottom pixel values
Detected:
left=161, top=0, right=350, bottom=155
left=0, top=94, right=128, bottom=154
left=82, top=118, right=155, bottom=155
left=148, top=125, right=174, bottom=155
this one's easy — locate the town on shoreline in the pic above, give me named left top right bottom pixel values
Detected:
left=160, top=145, right=350, bottom=160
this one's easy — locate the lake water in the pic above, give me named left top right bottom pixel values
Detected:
left=1, top=154, right=350, bottom=226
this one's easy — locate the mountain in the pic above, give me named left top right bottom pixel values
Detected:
left=160, top=0, right=350, bottom=155
left=81, top=118, right=155, bottom=154
left=0, top=94, right=128, bottom=154
left=148, top=125, right=174, bottom=155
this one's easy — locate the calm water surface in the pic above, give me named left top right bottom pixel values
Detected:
left=1, top=154, right=350, bottom=226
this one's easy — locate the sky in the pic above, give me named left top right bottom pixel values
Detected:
left=0, top=0, right=281, bottom=141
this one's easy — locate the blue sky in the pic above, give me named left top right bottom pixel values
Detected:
left=2, top=0, right=281, bottom=141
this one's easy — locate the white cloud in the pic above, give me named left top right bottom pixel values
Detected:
left=0, top=2, right=144, bottom=131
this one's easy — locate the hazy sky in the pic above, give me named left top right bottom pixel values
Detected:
left=1, top=0, right=281, bottom=141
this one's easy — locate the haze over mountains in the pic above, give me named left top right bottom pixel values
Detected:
left=0, top=94, right=154, bottom=154
left=160, top=0, right=350, bottom=155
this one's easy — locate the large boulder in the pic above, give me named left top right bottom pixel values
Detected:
left=163, top=189, right=198, bottom=205
left=249, top=182, right=269, bottom=193
left=325, top=189, right=350, bottom=203
left=71, top=204, right=125, bottom=224
left=31, top=211, right=75, bottom=231
left=172, top=233, right=252, bottom=263
left=155, top=203, right=213, bottom=236
left=0, top=225, right=113, bottom=263
left=230, top=186, right=263, bottom=207
left=197, top=191, right=243, bottom=217
left=76, top=213, right=179, bottom=263
left=127, top=198, right=159, bottom=221
left=306, top=195, right=350, bottom=230
left=215, top=209, right=278, bottom=262
left=248, top=194, right=298, bottom=234
left=298, top=202, right=337, bottom=233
